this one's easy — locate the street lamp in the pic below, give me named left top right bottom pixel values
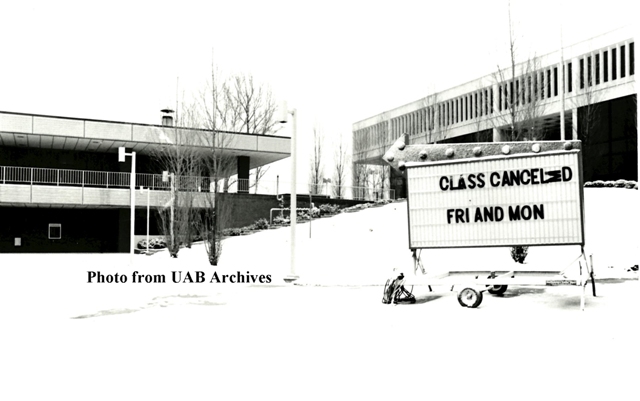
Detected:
left=118, top=146, right=136, bottom=265
left=277, top=102, right=299, bottom=283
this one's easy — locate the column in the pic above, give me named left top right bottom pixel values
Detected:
left=572, top=108, right=578, bottom=140
left=237, top=156, right=250, bottom=193
left=492, top=127, right=503, bottom=142
left=624, top=40, right=630, bottom=79
left=572, top=57, right=580, bottom=94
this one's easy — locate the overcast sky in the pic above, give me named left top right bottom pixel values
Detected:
left=0, top=0, right=634, bottom=184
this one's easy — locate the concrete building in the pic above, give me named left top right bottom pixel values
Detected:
left=353, top=27, right=636, bottom=198
left=0, top=111, right=290, bottom=253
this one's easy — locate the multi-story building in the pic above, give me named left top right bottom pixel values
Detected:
left=353, top=26, right=636, bottom=198
left=0, top=110, right=290, bottom=253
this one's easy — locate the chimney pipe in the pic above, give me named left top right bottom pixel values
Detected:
left=161, top=108, right=175, bottom=126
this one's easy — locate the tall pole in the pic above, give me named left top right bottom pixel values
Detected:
left=129, top=151, right=136, bottom=265
left=170, top=172, right=175, bottom=257
left=560, top=21, right=566, bottom=140
left=285, top=108, right=298, bottom=282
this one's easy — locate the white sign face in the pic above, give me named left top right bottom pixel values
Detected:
left=406, top=151, right=584, bottom=248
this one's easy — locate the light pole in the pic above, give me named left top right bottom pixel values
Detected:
left=118, top=146, right=136, bottom=265
left=140, top=186, right=151, bottom=255
left=277, top=103, right=298, bottom=282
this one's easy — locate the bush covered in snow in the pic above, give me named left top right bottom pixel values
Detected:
left=585, top=179, right=637, bottom=189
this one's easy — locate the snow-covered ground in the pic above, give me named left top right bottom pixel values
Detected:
left=0, top=187, right=637, bottom=400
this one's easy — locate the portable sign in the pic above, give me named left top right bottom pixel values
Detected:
left=383, top=139, right=585, bottom=249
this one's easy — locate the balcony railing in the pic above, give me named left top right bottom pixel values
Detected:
left=1, top=165, right=396, bottom=201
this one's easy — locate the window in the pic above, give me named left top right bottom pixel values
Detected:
left=604, top=51, right=609, bottom=82
left=547, top=69, right=552, bottom=97
left=630, top=42, right=635, bottom=75
left=490, top=88, right=493, bottom=114
left=465, top=96, right=469, bottom=119
left=568, top=62, right=573, bottom=92
left=49, top=224, right=61, bottom=240
left=595, top=54, right=600, bottom=85
left=579, top=59, right=584, bottom=89
left=620, top=45, right=626, bottom=78
left=612, top=48, right=617, bottom=80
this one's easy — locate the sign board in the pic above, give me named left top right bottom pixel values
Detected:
left=406, top=150, right=584, bottom=249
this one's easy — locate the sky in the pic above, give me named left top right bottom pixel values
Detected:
left=0, top=0, right=635, bottom=185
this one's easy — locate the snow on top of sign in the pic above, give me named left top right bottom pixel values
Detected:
left=383, top=135, right=582, bottom=172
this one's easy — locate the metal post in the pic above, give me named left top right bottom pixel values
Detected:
left=140, top=187, right=150, bottom=255
left=286, top=108, right=299, bottom=282
left=170, top=173, right=175, bottom=256
left=130, top=152, right=136, bottom=265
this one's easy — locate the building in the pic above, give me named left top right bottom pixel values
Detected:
left=0, top=110, right=290, bottom=253
left=353, top=27, right=636, bottom=198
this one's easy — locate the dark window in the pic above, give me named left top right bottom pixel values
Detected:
left=455, top=99, right=459, bottom=123
left=587, top=56, right=592, bottom=87
left=612, top=48, right=617, bottom=80
left=509, top=82, right=514, bottom=106
left=580, top=58, right=584, bottom=89
left=568, top=62, right=573, bottom=92
left=547, top=69, right=551, bottom=97
left=604, top=51, right=609, bottom=82
left=630, top=42, right=635, bottom=75
left=490, top=88, right=493, bottom=114
left=595, top=54, right=600, bottom=85
left=474, top=93, right=477, bottom=118
left=620, top=45, right=626, bottom=77
left=49, top=224, right=62, bottom=240
left=540, top=72, right=545, bottom=99
left=553, top=67, right=558, bottom=96
left=465, top=96, right=468, bottom=119
left=485, top=90, right=489, bottom=115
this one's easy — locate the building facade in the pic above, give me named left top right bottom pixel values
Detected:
left=353, top=27, right=636, bottom=198
left=0, top=111, right=290, bottom=253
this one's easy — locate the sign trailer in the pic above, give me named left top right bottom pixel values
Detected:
left=384, top=137, right=596, bottom=309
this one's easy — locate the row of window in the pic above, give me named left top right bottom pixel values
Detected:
left=354, top=41, right=635, bottom=152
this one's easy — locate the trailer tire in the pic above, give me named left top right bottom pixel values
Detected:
left=457, top=287, right=483, bottom=308
left=487, top=285, right=508, bottom=295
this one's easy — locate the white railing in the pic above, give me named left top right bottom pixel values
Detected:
left=1, top=165, right=396, bottom=201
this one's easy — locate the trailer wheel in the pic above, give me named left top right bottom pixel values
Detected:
left=457, top=287, right=483, bottom=308
left=487, top=285, right=508, bottom=295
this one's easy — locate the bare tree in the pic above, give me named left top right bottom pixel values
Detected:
left=573, top=63, right=601, bottom=146
left=422, top=92, right=451, bottom=144
left=492, top=4, right=547, bottom=141
left=151, top=110, right=203, bottom=257
left=351, top=128, right=370, bottom=200
left=331, top=133, right=349, bottom=198
left=226, top=74, right=278, bottom=135
left=309, top=124, right=324, bottom=195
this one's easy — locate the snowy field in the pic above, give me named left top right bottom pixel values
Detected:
left=0, top=187, right=637, bottom=400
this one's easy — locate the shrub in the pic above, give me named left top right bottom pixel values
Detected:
left=272, top=215, right=290, bottom=225
left=253, top=218, right=269, bottom=230
left=223, top=228, right=243, bottom=236
left=510, top=246, right=529, bottom=264
left=319, top=204, right=340, bottom=215
left=614, top=179, right=627, bottom=188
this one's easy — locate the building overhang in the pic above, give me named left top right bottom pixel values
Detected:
left=0, top=111, right=290, bottom=169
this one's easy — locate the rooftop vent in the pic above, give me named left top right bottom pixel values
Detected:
left=161, top=108, right=174, bottom=126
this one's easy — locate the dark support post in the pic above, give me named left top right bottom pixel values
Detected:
left=237, top=156, right=250, bottom=193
